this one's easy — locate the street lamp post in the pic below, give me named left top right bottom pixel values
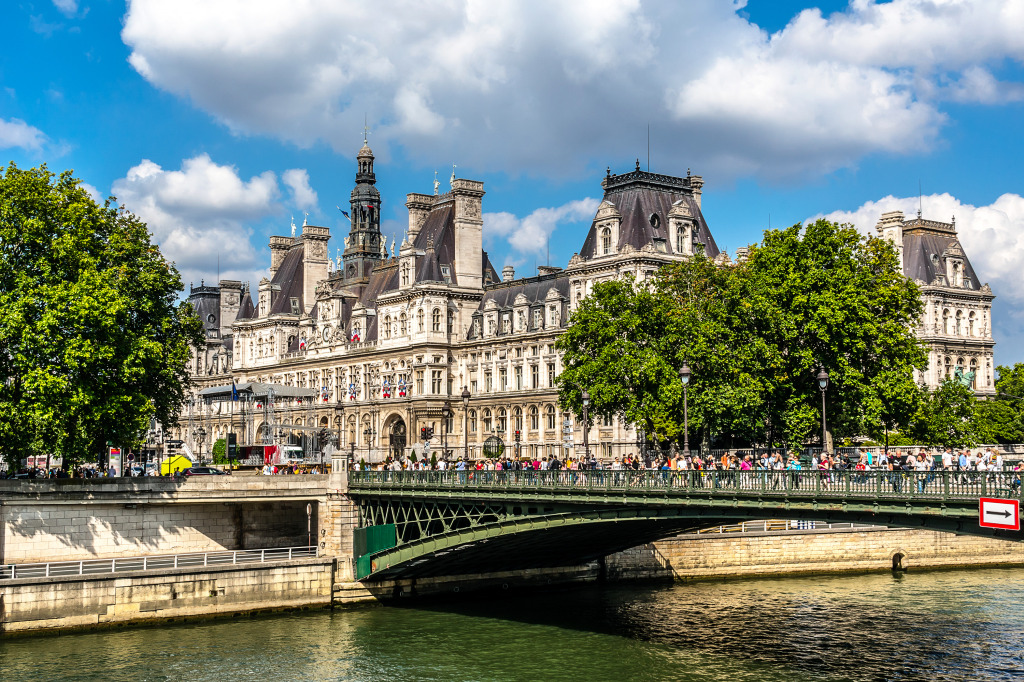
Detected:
left=678, top=364, right=691, bottom=458
left=194, top=426, right=207, bottom=463
left=363, top=425, right=376, bottom=462
left=441, top=400, right=452, bottom=460
left=817, top=368, right=829, bottom=456
left=461, top=387, right=471, bottom=461
left=581, top=390, right=590, bottom=462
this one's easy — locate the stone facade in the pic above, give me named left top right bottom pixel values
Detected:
left=181, top=153, right=716, bottom=462
left=181, top=153, right=997, bottom=463
left=876, top=211, right=996, bottom=396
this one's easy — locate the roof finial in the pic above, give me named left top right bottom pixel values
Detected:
left=635, top=158, right=640, bottom=171
left=363, top=113, right=370, bottom=145
left=450, top=163, right=457, bottom=189
left=302, top=212, right=308, bottom=227
left=434, top=170, right=439, bottom=195
left=606, top=166, right=611, bottom=178
left=290, top=215, right=296, bottom=237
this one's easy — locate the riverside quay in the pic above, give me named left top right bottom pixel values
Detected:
left=1, top=463, right=1022, bottom=635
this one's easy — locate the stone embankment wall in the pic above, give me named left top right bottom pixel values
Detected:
left=604, top=527, right=1024, bottom=581
left=0, top=558, right=334, bottom=635
left=0, top=501, right=316, bottom=564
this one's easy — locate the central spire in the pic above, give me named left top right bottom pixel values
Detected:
left=342, top=134, right=384, bottom=284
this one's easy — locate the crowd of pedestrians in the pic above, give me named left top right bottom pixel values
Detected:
left=358, top=446, right=1023, bottom=493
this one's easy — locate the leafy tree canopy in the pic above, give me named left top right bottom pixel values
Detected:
left=0, top=163, right=203, bottom=468
left=557, top=219, right=927, bottom=451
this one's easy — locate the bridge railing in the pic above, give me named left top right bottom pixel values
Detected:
left=0, top=546, right=319, bottom=581
left=349, top=469, right=1024, bottom=502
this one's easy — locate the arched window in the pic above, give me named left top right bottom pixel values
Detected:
left=432, top=308, right=441, bottom=332
left=447, top=310, right=454, bottom=335
left=400, top=313, right=408, bottom=335
left=968, top=311, right=976, bottom=337
left=601, top=227, right=612, bottom=255
left=546, top=405, right=556, bottom=430
left=482, top=408, right=492, bottom=433
left=529, top=406, right=539, bottom=430
left=942, top=309, right=950, bottom=335
left=944, top=356, right=952, bottom=379
left=969, top=358, right=978, bottom=388
left=383, top=315, right=391, bottom=339
left=497, top=408, right=507, bottom=433
left=417, top=309, right=425, bottom=332
left=676, top=223, right=687, bottom=253
left=955, top=310, right=963, bottom=336
left=513, top=407, right=523, bottom=431
left=469, top=410, right=477, bottom=433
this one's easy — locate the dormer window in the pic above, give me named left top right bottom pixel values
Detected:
left=289, top=297, right=300, bottom=315
left=601, top=227, right=612, bottom=255
left=401, top=263, right=410, bottom=286
left=649, top=213, right=660, bottom=229
left=440, top=265, right=451, bottom=283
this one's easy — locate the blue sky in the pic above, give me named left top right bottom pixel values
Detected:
left=4, top=0, right=1024, bottom=362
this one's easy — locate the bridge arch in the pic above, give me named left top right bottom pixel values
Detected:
left=349, top=469, right=1024, bottom=580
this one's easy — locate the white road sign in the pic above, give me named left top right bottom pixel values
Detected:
left=979, top=498, right=1020, bottom=530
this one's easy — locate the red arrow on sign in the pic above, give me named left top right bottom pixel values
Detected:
left=980, top=498, right=1020, bottom=530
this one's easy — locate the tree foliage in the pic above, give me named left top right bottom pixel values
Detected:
left=557, top=219, right=927, bottom=450
left=0, top=163, right=203, bottom=467
left=907, top=379, right=977, bottom=448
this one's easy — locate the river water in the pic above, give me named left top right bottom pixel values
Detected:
left=2, top=568, right=1023, bottom=681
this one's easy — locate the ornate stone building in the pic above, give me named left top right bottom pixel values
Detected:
left=180, top=146, right=997, bottom=463
left=875, top=210, right=996, bottom=397
left=182, top=147, right=717, bottom=463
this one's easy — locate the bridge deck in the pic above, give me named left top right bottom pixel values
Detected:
left=349, top=469, right=1021, bottom=506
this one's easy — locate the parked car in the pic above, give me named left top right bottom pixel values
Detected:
left=182, top=467, right=227, bottom=476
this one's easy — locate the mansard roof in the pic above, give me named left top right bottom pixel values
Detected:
left=467, top=272, right=571, bottom=339
left=269, top=246, right=304, bottom=315
left=190, top=287, right=221, bottom=334
left=901, top=216, right=983, bottom=290
left=235, top=287, right=256, bottom=321
left=579, top=168, right=719, bottom=260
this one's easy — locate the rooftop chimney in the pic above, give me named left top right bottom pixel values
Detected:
left=502, top=265, right=515, bottom=281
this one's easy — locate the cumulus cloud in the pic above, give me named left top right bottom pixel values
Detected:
left=816, top=192, right=1024, bottom=362
left=484, top=198, right=600, bottom=261
left=111, top=154, right=289, bottom=288
left=52, top=0, right=78, bottom=16
left=121, top=0, right=1024, bottom=180
left=282, top=168, right=318, bottom=211
left=0, top=117, right=47, bottom=152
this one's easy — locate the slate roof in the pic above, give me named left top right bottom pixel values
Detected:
left=901, top=219, right=983, bottom=289
left=579, top=169, right=719, bottom=260
left=268, top=246, right=305, bottom=315
left=467, top=273, right=571, bottom=339
left=190, top=289, right=221, bottom=336
left=235, top=287, right=256, bottom=321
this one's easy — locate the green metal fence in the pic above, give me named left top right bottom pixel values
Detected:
left=348, top=469, right=1024, bottom=503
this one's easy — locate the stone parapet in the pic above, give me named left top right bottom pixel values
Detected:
left=0, top=558, right=333, bottom=635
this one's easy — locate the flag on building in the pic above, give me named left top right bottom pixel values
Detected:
left=299, top=337, right=307, bottom=350
left=337, top=206, right=350, bottom=219
left=231, top=379, right=239, bottom=402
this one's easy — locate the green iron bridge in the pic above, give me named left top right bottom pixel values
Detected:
left=347, top=469, right=1024, bottom=580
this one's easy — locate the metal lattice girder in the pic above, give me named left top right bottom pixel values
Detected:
left=349, top=469, right=1024, bottom=580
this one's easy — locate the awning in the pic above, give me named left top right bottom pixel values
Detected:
left=197, top=381, right=318, bottom=402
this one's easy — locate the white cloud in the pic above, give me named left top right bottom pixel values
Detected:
left=0, top=118, right=47, bottom=152
left=52, top=0, right=77, bottom=17
left=111, top=154, right=288, bottom=288
left=120, top=0, right=1024, bottom=180
left=484, top=198, right=600, bottom=260
left=816, top=192, right=1024, bottom=364
left=282, top=168, right=318, bottom=211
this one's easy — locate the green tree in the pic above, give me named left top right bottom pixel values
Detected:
left=211, top=438, right=227, bottom=464
left=737, top=219, right=927, bottom=450
left=557, top=219, right=927, bottom=453
left=555, top=276, right=681, bottom=444
left=0, top=163, right=203, bottom=468
left=908, top=379, right=977, bottom=448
